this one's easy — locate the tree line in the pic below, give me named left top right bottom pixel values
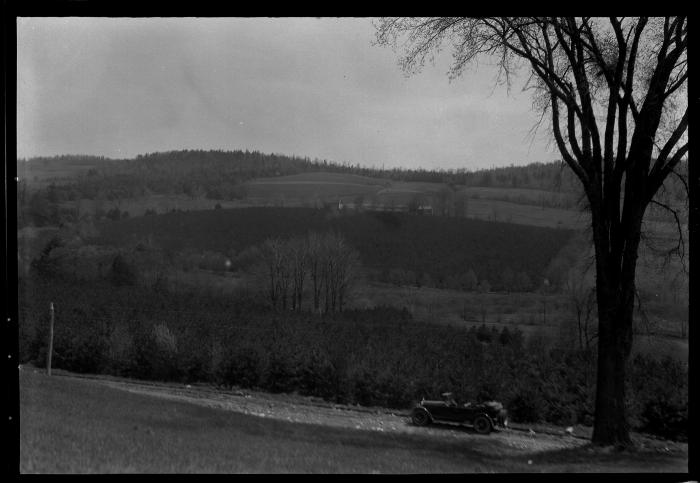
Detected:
left=20, top=150, right=582, bottom=193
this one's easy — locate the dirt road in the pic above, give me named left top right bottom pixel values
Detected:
left=53, top=369, right=686, bottom=458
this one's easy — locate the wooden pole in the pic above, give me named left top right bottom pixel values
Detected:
left=47, top=302, right=54, bottom=376
left=542, top=300, right=546, bottom=325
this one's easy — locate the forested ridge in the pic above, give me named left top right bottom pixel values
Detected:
left=19, top=149, right=589, bottom=200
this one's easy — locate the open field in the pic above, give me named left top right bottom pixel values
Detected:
left=352, top=282, right=688, bottom=361
left=59, top=195, right=255, bottom=219
left=245, top=171, right=385, bottom=203
left=19, top=368, right=688, bottom=473
left=242, top=173, right=591, bottom=229
left=353, top=282, right=569, bottom=327
left=43, top=188, right=679, bottom=236
left=248, top=171, right=387, bottom=186
left=459, top=198, right=587, bottom=229
left=459, top=186, right=578, bottom=203
left=22, top=162, right=683, bottom=237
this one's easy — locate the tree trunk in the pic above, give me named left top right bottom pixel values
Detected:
left=591, top=210, right=642, bottom=446
left=313, top=275, right=320, bottom=311
left=591, top=287, right=634, bottom=446
left=576, top=306, right=583, bottom=350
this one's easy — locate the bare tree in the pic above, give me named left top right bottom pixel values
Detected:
left=288, top=235, right=309, bottom=311
left=375, top=17, right=687, bottom=446
left=454, top=192, right=469, bottom=218
left=433, top=185, right=455, bottom=216
left=326, top=234, right=361, bottom=312
left=306, top=231, right=360, bottom=313
left=307, top=231, right=325, bottom=313
left=564, top=269, right=597, bottom=351
left=258, top=237, right=290, bottom=311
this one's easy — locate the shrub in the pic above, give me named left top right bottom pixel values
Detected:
left=106, top=324, right=134, bottom=375
left=298, top=350, right=338, bottom=399
left=106, top=208, right=122, bottom=221
left=628, top=355, right=688, bottom=441
left=350, top=368, right=381, bottom=407
left=153, top=323, right=178, bottom=353
left=128, top=323, right=181, bottom=381
left=216, top=348, right=262, bottom=389
left=110, top=254, right=138, bottom=286
left=265, top=356, right=302, bottom=393
left=30, top=237, right=65, bottom=278
left=53, top=330, right=109, bottom=374
left=507, top=388, right=546, bottom=423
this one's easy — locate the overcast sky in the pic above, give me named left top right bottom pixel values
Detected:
left=18, top=17, right=557, bottom=170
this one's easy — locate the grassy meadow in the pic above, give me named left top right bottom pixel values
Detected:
left=20, top=368, right=517, bottom=473
left=19, top=368, right=687, bottom=473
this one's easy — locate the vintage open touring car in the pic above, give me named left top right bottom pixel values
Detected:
left=411, top=393, right=508, bottom=434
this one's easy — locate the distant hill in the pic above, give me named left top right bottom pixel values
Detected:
left=18, top=149, right=583, bottom=196
left=17, top=149, right=686, bottom=234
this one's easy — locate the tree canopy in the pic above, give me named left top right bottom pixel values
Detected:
left=375, top=17, right=688, bottom=447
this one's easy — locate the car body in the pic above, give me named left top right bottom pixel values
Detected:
left=411, top=394, right=508, bottom=434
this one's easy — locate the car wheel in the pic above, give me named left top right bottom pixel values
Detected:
left=473, top=415, right=492, bottom=434
left=412, top=409, right=431, bottom=426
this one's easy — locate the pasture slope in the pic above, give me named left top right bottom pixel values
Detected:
left=242, top=172, right=587, bottom=229
left=94, top=207, right=574, bottom=291
left=19, top=367, right=688, bottom=474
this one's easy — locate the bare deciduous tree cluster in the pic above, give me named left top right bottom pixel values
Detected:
left=256, top=232, right=360, bottom=313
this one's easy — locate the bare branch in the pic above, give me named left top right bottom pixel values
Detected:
left=655, top=107, right=688, bottom=166
left=550, top=95, right=589, bottom=186
left=648, top=142, right=688, bottom=200
left=647, top=199, right=687, bottom=274
left=663, top=69, right=688, bottom=99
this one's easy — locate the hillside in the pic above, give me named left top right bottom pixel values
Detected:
left=245, top=172, right=386, bottom=202
left=92, top=207, right=574, bottom=292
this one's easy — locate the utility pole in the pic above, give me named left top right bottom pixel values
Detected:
left=47, top=302, right=54, bottom=376
left=542, top=300, right=547, bottom=325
